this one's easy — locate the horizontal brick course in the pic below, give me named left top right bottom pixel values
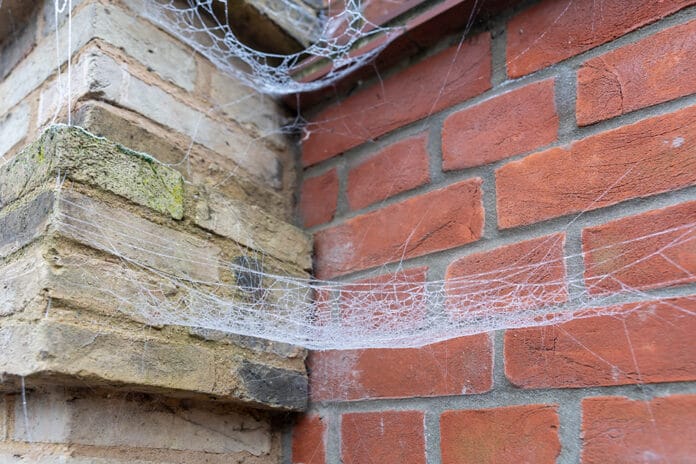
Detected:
left=347, top=133, right=430, bottom=210
left=446, top=233, right=567, bottom=316
left=583, top=201, right=696, bottom=295
left=302, top=33, right=491, bottom=166
left=577, top=19, right=696, bottom=126
left=496, top=104, right=696, bottom=228
left=308, top=334, right=492, bottom=401
left=582, top=395, right=696, bottom=463
left=341, top=411, right=425, bottom=464
left=441, top=404, right=560, bottom=464
left=507, top=0, right=696, bottom=78
left=442, top=79, right=558, bottom=170
left=504, top=297, right=696, bottom=388
left=315, top=178, right=484, bottom=278
left=300, top=169, right=339, bottom=228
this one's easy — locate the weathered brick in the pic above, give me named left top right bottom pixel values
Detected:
left=441, top=405, right=560, bottom=464
left=300, top=169, right=339, bottom=228
left=505, top=297, right=696, bottom=388
left=582, top=395, right=696, bottom=464
left=339, top=267, right=428, bottom=330
left=341, top=411, right=425, bottom=464
left=39, top=50, right=282, bottom=189
left=578, top=19, right=696, bottom=126
left=292, top=415, right=326, bottom=464
left=13, top=389, right=271, bottom=455
left=443, top=79, right=558, bottom=170
left=0, top=102, right=30, bottom=159
left=308, top=334, right=492, bottom=401
left=446, top=233, right=567, bottom=317
left=347, top=133, right=430, bottom=210
left=302, top=33, right=491, bottom=166
left=583, top=201, right=696, bottom=295
left=315, top=178, right=484, bottom=278
left=496, top=105, right=696, bottom=228
left=507, top=0, right=696, bottom=78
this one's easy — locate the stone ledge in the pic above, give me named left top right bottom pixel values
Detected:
left=0, top=126, right=310, bottom=411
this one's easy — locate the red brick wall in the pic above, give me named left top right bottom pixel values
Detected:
left=293, top=0, right=696, bottom=462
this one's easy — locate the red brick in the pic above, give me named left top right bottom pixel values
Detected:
left=504, top=297, right=696, bottom=388
left=308, top=334, right=492, bottom=401
left=300, top=169, right=339, bottom=228
left=341, top=411, right=425, bottom=464
left=443, top=79, right=558, bottom=170
left=446, top=233, right=567, bottom=317
left=441, top=404, right=560, bottom=464
left=302, top=33, right=491, bottom=166
left=583, top=201, right=696, bottom=295
left=582, top=395, right=696, bottom=464
left=496, top=105, right=696, bottom=229
left=292, top=415, right=326, bottom=464
left=347, top=133, right=430, bottom=210
left=315, top=178, right=484, bottom=279
left=339, top=267, right=428, bottom=331
left=507, top=0, right=696, bottom=78
left=577, top=20, right=696, bottom=126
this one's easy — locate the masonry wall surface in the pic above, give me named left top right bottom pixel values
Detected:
left=0, top=1, right=308, bottom=462
left=295, top=0, right=696, bottom=462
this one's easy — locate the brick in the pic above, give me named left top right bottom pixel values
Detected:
left=300, top=169, right=339, bottom=228
left=446, top=233, right=567, bottom=317
left=507, top=0, right=696, bottom=78
left=194, top=189, right=312, bottom=270
left=308, top=334, right=492, bottom=401
left=13, top=389, right=271, bottom=455
left=582, top=395, right=696, bottom=463
left=347, top=133, right=430, bottom=210
left=0, top=102, right=30, bottom=159
left=302, top=33, right=491, bottom=166
left=583, top=201, right=696, bottom=295
left=58, top=191, right=221, bottom=282
left=339, top=267, right=428, bottom=330
left=441, top=405, right=560, bottom=464
left=578, top=19, right=696, bottom=126
left=315, top=178, right=484, bottom=278
left=341, top=411, right=425, bottom=464
left=292, top=415, right=326, bottom=464
left=443, top=79, right=558, bottom=170
left=496, top=105, right=696, bottom=228
left=39, top=50, right=282, bottom=189
left=504, top=297, right=696, bottom=388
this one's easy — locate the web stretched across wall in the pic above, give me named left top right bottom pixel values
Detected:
left=10, top=0, right=692, bottom=352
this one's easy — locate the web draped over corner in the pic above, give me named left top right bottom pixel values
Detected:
left=4, top=0, right=694, bottom=352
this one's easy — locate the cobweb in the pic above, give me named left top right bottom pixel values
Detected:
left=2, top=0, right=695, bottom=354
left=142, top=0, right=402, bottom=95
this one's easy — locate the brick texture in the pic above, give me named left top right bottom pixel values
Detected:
left=507, top=0, right=696, bottom=78
left=341, top=411, right=426, bottom=464
left=339, top=267, right=429, bottom=330
left=442, top=79, right=558, bottom=170
left=302, top=33, right=491, bottom=166
left=300, top=169, right=339, bottom=228
left=582, top=395, right=696, bottom=464
left=347, top=133, right=430, bottom=210
left=308, top=334, right=492, bottom=401
left=315, top=178, right=484, bottom=279
left=582, top=201, right=696, bottom=295
left=446, top=233, right=567, bottom=316
left=496, top=105, right=696, bottom=229
left=292, top=415, right=326, bottom=464
left=441, top=405, right=561, bottom=464
left=504, top=297, right=696, bottom=388
left=577, top=19, right=696, bottom=126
